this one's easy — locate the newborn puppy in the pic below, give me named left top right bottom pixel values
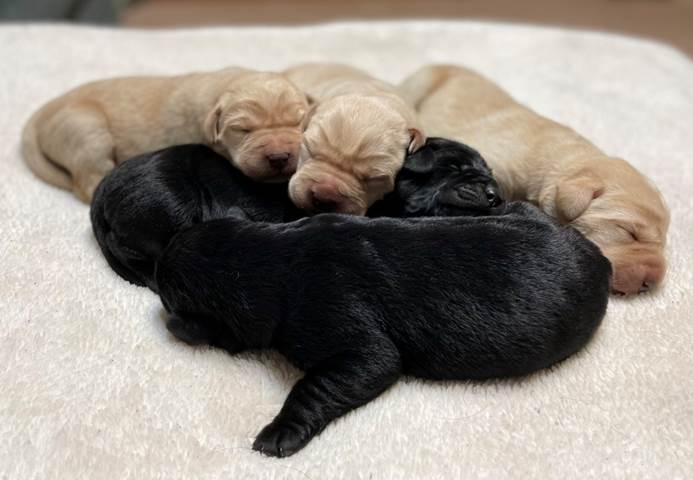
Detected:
left=284, top=63, right=425, bottom=215
left=23, top=68, right=309, bottom=202
left=156, top=203, right=611, bottom=457
left=400, top=65, right=669, bottom=294
left=90, top=144, right=300, bottom=290
left=369, top=137, right=503, bottom=217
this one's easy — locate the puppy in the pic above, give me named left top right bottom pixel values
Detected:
left=369, top=137, right=503, bottom=217
left=23, top=68, right=309, bottom=202
left=156, top=203, right=611, bottom=457
left=90, top=144, right=300, bottom=290
left=284, top=63, right=425, bottom=215
left=399, top=65, right=670, bottom=294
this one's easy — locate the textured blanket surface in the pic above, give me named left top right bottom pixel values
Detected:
left=1, top=21, right=691, bottom=480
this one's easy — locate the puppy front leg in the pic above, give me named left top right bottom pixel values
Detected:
left=253, top=336, right=401, bottom=457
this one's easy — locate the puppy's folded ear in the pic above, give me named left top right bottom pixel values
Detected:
left=301, top=103, right=319, bottom=132
left=205, top=94, right=230, bottom=144
left=402, top=145, right=435, bottom=174
left=408, top=128, right=426, bottom=154
left=554, top=174, right=604, bottom=222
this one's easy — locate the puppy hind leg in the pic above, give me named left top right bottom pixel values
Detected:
left=39, top=104, right=117, bottom=202
left=253, top=335, right=401, bottom=457
left=166, top=313, right=244, bottom=353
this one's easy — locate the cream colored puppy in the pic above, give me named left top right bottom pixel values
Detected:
left=400, top=65, right=669, bottom=295
left=284, top=63, right=425, bottom=215
left=22, top=68, right=309, bottom=202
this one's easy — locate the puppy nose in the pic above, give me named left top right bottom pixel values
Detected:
left=267, top=153, right=290, bottom=171
left=485, top=189, right=503, bottom=207
left=611, top=260, right=664, bottom=295
left=310, top=184, right=343, bottom=212
left=311, top=195, right=338, bottom=213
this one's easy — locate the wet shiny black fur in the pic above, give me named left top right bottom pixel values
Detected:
left=91, top=138, right=498, bottom=290
left=155, top=202, right=611, bottom=457
left=90, top=144, right=301, bottom=290
left=370, top=137, right=503, bottom=217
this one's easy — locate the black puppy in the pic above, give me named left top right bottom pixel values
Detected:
left=91, top=138, right=497, bottom=289
left=370, top=137, right=503, bottom=217
left=155, top=203, right=611, bottom=457
left=90, top=144, right=300, bottom=290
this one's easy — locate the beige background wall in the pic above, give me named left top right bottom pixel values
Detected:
left=122, top=0, right=693, bottom=56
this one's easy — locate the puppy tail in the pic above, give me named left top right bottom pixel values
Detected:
left=398, top=65, right=471, bottom=110
left=21, top=108, right=72, bottom=190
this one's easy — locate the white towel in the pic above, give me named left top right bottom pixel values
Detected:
left=1, top=21, right=691, bottom=480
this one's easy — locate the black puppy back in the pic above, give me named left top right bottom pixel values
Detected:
left=156, top=204, right=611, bottom=457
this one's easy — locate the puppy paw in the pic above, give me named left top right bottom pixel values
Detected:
left=252, top=419, right=311, bottom=458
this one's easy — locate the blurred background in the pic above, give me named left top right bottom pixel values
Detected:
left=1, top=0, right=691, bottom=56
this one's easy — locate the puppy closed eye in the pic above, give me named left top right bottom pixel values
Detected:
left=365, top=174, right=390, bottom=184
left=619, top=226, right=638, bottom=241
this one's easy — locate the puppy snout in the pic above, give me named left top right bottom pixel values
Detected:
left=310, top=184, right=343, bottom=213
left=454, top=185, right=495, bottom=209
left=611, top=255, right=665, bottom=295
left=266, top=152, right=291, bottom=171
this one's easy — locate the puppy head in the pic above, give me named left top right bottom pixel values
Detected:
left=548, top=158, right=669, bottom=295
left=205, top=72, right=309, bottom=182
left=289, top=94, right=425, bottom=216
left=393, top=137, right=503, bottom=216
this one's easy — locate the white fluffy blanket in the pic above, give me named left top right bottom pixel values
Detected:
left=1, top=22, right=691, bottom=480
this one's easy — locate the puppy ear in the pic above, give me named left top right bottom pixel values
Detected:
left=402, top=145, right=435, bottom=174
left=554, top=174, right=604, bottom=222
left=205, top=93, right=235, bottom=144
left=407, top=128, right=426, bottom=154
left=204, top=103, right=225, bottom=144
left=301, top=103, right=319, bottom=132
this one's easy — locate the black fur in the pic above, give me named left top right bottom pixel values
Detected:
left=91, top=138, right=498, bottom=289
left=370, top=137, right=503, bottom=217
left=155, top=202, right=611, bottom=457
left=90, top=144, right=301, bottom=290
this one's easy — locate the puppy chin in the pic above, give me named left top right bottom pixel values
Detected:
left=288, top=175, right=314, bottom=211
left=233, top=157, right=293, bottom=182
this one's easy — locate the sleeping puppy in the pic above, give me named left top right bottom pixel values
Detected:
left=399, top=65, right=670, bottom=294
left=369, top=137, right=503, bottom=217
left=90, top=144, right=300, bottom=290
left=90, top=137, right=493, bottom=290
left=284, top=63, right=425, bottom=215
left=156, top=203, right=611, bottom=457
left=23, top=68, right=309, bottom=202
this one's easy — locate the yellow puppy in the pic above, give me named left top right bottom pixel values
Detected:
left=400, top=65, right=669, bottom=295
left=22, top=68, right=309, bottom=202
left=285, top=63, right=425, bottom=215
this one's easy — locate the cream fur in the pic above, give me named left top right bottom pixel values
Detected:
left=285, top=63, right=424, bottom=215
left=22, top=68, right=309, bottom=201
left=400, top=65, right=670, bottom=294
